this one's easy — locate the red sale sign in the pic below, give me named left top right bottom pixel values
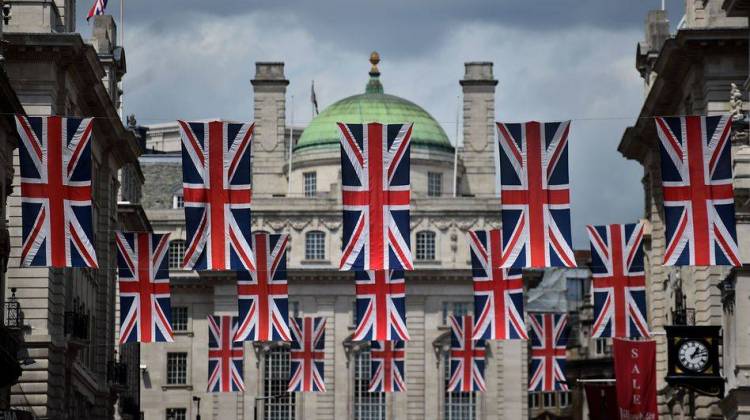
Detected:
left=613, top=338, right=658, bottom=420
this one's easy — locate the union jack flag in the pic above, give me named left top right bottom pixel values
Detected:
left=234, top=233, right=290, bottom=342
left=353, top=270, right=409, bottom=341
left=288, top=317, right=326, bottom=392
left=496, top=121, right=576, bottom=269
left=587, top=223, right=650, bottom=338
left=369, top=340, right=406, bottom=392
left=528, top=312, right=569, bottom=392
left=86, top=0, right=107, bottom=20
left=655, top=115, right=740, bottom=266
left=468, top=229, right=527, bottom=340
left=207, top=315, right=245, bottom=392
left=15, top=116, right=98, bottom=268
left=179, top=120, right=256, bottom=271
left=116, top=232, right=173, bottom=344
left=338, top=122, right=413, bottom=271
left=448, top=315, right=486, bottom=392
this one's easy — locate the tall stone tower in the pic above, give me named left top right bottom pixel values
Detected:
left=460, top=62, right=498, bottom=197
left=251, top=62, right=289, bottom=196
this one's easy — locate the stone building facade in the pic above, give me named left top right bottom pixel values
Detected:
left=137, top=59, right=530, bottom=419
left=1, top=3, right=145, bottom=418
left=619, top=1, right=749, bottom=418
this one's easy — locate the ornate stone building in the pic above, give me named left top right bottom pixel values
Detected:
left=619, top=1, right=749, bottom=418
left=0, top=3, right=147, bottom=418
left=137, top=58, right=530, bottom=419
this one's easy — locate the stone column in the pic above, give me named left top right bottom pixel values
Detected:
left=459, top=62, right=498, bottom=197
left=251, top=62, right=290, bottom=197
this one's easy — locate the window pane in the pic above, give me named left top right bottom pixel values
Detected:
left=416, top=231, right=436, bottom=261
left=354, top=350, right=385, bottom=420
left=305, top=231, right=325, bottom=260
left=169, top=240, right=185, bottom=269
left=444, top=353, right=476, bottom=419
left=166, top=408, right=186, bottom=420
left=166, top=353, right=187, bottom=385
left=173, top=194, right=184, bottom=209
left=304, top=172, right=317, bottom=197
left=428, top=172, right=443, bottom=197
left=172, top=307, right=188, bottom=332
left=264, top=348, right=295, bottom=420
left=442, top=302, right=471, bottom=325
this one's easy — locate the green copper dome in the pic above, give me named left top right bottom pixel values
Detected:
left=295, top=53, right=452, bottom=152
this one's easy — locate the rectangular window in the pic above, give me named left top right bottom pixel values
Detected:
left=264, top=348, right=296, bottom=420
left=173, top=194, right=184, bottom=209
left=428, top=172, right=442, bottom=197
left=354, top=350, right=385, bottom=420
left=166, top=408, right=186, bottom=420
left=442, top=301, right=471, bottom=325
left=305, top=231, right=326, bottom=261
left=595, top=338, right=609, bottom=356
left=171, top=307, right=188, bottom=332
left=543, top=392, right=556, bottom=408
left=444, top=353, right=476, bottom=419
left=304, top=172, right=317, bottom=197
left=288, top=301, right=300, bottom=319
left=529, top=393, right=540, bottom=408
left=166, top=352, right=187, bottom=385
left=169, top=240, right=186, bottom=269
left=416, top=231, right=436, bottom=261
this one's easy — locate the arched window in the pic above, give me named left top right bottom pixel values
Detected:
left=305, top=231, right=326, bottom=261
left=353, top=348, right=385, bottom=419
left=168, top=240, right=185, bottom=269
left=416, top=231, right=436, bottom=261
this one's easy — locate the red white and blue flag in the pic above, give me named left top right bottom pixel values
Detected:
left=655, top=115, right=740, bottom=266
left=234, top=233, right=290, bottom=342
left=369, top=340, right=406, bottom=392
left=468, top=229, right=527, bottom=340
left=15, top=116, right=98, bottom=268
left=338, top=122, right=413, bottom=271
left=496, top=121, right=576, bottom=269
left=353, top=270, right=409, bottom=341
left=448, top=315, right=486, bottom=392
left=116, top=231, right=173, bottom=344
left=528, top=312, right=569, bottom=392
left=587, top=223, right=650, bottom=338
left=86, top=0, right=107, bottom=21
left=178, top=120, right=255, bottom=271
left=288, top=316, right=326, bottom=392
left=207, top=315, right=245, bottom=393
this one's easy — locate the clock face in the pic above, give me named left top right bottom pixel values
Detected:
left=678, top=340, right=709, bottom=372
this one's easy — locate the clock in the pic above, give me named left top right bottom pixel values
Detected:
left=677, top=339, right=709, bottom=372
left=665, top=325, right=723, bottom=397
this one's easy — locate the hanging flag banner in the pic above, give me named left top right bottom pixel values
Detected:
left=447, top=315, right=486, bottom=392
left=584, top=383, right=620, bottom=420
left=496, top=121, right=576, bottom=269
left=207, top=315, right=245, bottom=392
left=15, top=115, right=98, bottom=268
left=235, top=233, right=291, bottom=342
left=587, top=223, right=650, bottom=338
left=288, top=316, right=326, bottom=392
left=613, top=338, right=658, bottom=420
left=369, top=340, right=406, bottom=392
left=338, top=122, right=413, bottom=271
left=468, top=229, right=527, bottom=340
left=178, top=120, right=256, bottom=271
left=528, top=312, right=569, bottom=391
left=353, top=270, right=409, bottom=341
left=115, top=231, right=173, bottom=343
left=654, top=115, right=739, bottom=266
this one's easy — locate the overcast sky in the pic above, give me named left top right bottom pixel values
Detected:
left=78, top=0, right=687, bottom=247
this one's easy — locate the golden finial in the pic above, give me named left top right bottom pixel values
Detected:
left=369, top=51, right=380, bottom=76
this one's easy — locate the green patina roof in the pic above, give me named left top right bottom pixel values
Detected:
left=295, top=62, right=453, bottom=152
